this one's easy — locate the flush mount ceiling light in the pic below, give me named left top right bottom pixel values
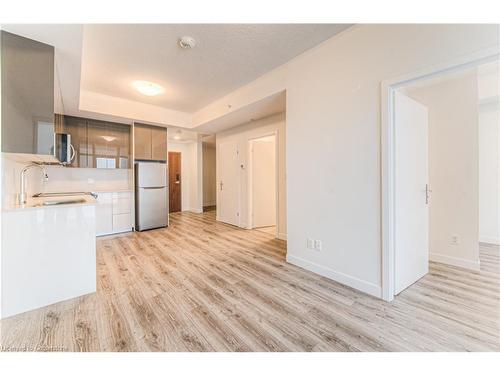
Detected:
left=101, top=136, right=116, bottom=142
left=178, top=36, right=196, bottom=49
left=132, top=80, right=164, bottom=96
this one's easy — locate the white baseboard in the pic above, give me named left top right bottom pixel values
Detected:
left=479, top=236, right=500, bottom=245
left=286, top=254, right=382, bottom=298
left=278, top=232, right=287, bottom=241
left=430, top=252, right=481, bottom=271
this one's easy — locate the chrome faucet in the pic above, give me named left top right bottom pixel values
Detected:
left=19, top=163, right=49, bottom=205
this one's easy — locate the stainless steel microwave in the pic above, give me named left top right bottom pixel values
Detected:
left=54, top=133, right=76, bottom=165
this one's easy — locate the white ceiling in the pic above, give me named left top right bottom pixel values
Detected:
left=167, top=128, right=199, bottom=144
left=81, top=24, right=351, bottom=112
left=195, top=90, right=286, bottom=133
left=1, top=24, right=350, bottom=133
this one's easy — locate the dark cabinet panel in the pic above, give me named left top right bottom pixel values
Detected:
left=87, top=120, right=131, bottom=169
left=57, top=115, right=89, bottom=168
left=1, top=31, right=55, bottom=155
left=151, top=127, right=168, bottom=161
left=134, top=123, right=168, bottom=161
left=134, top=125, right=152, bottom=160
left=57, top=115, right=131, bottom=169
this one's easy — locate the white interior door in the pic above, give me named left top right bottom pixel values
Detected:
left=394, top=90, right=429, bottom=295
left=218, top=141, right=240, bottom=226
left=251, top=137, right=276, bottom=228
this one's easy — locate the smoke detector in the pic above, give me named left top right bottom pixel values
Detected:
left=178, top=36, right=196, bottom=49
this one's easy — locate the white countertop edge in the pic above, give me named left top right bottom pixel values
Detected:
left=2, top=196, right=97, bottom=212
left=93, top=189, right=134, bottom=193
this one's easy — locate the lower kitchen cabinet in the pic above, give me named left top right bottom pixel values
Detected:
left=95, top=193, right=113, bottom=235
left=96, top=191, right=133, bottom=236
left=112, top=213, right=133, bottom=233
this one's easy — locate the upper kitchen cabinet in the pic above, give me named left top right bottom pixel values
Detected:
left=1, top=31, right=55, bottom=155
left=133, top=124, right=152, bottom=160
left=87, top=119, right=131, bottom=169
left=56, top=115, right=132, bottom=169
left=134, top=123, right=167, bottom=161
left=151, top=126, right=168, bottom=161
left=55, top=115, right=89, bottom=168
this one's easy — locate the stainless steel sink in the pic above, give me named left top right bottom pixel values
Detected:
left=42, top=198, right=87, bottom=206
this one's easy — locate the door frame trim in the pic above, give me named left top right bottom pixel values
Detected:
left=168, top=151, right=182, bottom=213
left=247, top=131, right=279, bottom=238
left=381, top=46, right=499, bottom=301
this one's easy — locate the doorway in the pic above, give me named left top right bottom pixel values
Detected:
left=168, top=151, right=182, bottom=213
left=202, top=135, right=217, bottom=212
left=249, top=135, right=277, bottom=236
left=382, top=51, right=499, bottom=301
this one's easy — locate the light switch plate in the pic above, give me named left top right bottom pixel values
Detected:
left=314, top=239, right=322, bottom=251
left=306, top=238, right=314, bottom=249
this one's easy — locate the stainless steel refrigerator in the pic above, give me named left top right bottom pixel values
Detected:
left=135, top=162, right=168, bottom=231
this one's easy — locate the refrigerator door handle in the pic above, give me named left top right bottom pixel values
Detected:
left=142, top=186, right=165, bottom=189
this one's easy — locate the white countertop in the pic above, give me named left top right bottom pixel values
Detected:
left=2, top=195, right=97, bottom=212
left=93, top=188, right=134, bottom=193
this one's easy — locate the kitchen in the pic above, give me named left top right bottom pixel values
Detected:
left=0, top=30, right=171, bottom=318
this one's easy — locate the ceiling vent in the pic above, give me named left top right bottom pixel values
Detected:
left=178, top=36, right=196, bottom=49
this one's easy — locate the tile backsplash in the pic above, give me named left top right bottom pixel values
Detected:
left=1, top=153, right=133, bottom=208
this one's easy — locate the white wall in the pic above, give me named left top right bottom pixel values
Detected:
left=479, top=105, right=500, bottom=244
left=408, top=72, right=480, bottom=270
left=216, top=112, right=286, bottom=239
left=168, top=141, right=202, bottom=213
left=478, top=64, right=500, bottom=245
left=197, top=24, right=499, bottom=297
left=251, top=136, right=277, bottom=228
left=202, top=143, right=216, bottom=207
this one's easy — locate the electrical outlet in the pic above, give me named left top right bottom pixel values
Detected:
left=306, top=238, right=314, bottom=249
left=451, top=235, right=460, bottom=245
left=314, top=239, right=322, bottom=251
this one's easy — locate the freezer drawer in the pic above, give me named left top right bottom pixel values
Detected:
left=136, top=162, right=167, bottom=188
left=136, top=187, right=168, bottom=231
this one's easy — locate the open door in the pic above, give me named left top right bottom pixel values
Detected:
left=217, top=141, right=240, bottom=226
left=394, top=91, right=429, bottom=294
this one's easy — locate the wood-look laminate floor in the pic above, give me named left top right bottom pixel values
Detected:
left=1, top=211, right=499, bottom=352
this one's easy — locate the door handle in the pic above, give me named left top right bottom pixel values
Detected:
left=175, top=181, right=180, bottom=184
left=220, top=181, right=223, bottom=191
